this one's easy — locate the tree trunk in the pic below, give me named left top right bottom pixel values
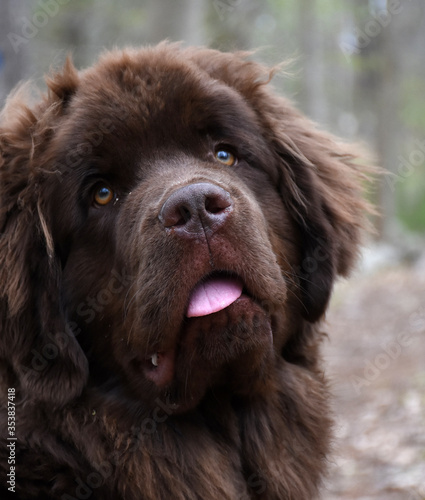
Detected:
left=146, top=0, right=206, bottom=46
left=297, top=0, right=327, bottom=124
left=0, top=0, right=30, bottom=103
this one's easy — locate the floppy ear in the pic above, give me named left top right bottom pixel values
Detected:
left=265, top=97, right=371, bottom=322
left=0, top=59, right=88, bottom=406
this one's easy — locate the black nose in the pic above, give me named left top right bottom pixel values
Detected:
left=159, top=182, right=233, bottom=238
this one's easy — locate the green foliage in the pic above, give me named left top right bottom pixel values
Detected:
left=401, top=78, right=425, bottom=132
left=396, top=160, right=425, bottom=233
left=397, top=79, right=425, bottom=233
left=398, top=194, right=425, bottom=233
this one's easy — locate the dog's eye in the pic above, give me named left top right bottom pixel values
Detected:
left=93, top=185, right=115, bottom=206
left=215, top=149, right=237, bottom=166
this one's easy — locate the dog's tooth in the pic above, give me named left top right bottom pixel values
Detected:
left=151, top=353, right=158, bottom=367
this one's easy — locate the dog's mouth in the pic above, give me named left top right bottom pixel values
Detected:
left=142, top=272, right=252, bottom=387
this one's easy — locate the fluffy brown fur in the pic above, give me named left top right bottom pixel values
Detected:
left=0, top=43, right=369, bottom=499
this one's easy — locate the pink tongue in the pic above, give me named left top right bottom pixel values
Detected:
left=186, top=276, right=243, bottom=318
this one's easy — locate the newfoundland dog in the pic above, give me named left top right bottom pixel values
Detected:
left=0, top=43, right=369, bottom=499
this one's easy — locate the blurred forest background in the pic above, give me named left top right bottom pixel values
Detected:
left=1, top=1, right=424, bottom=499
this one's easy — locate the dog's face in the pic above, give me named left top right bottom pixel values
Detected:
left=0, top=44, right=366, bottom=414
left=46, top=50, right=298, bottom=411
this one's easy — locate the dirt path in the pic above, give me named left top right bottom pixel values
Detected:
left=322, top=265, right=425, bottom=499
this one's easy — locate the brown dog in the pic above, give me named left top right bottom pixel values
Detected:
left=0, top=43, right=368, bottom=499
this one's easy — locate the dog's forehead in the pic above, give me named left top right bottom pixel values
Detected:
left=72, top=51, right=259, bottom=140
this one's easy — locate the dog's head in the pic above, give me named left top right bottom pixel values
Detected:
left=0, top=43, right=369, bottom=411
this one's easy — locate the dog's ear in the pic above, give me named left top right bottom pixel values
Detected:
left=263, top=95, right=371, bottom=322
left=0, top=58, right=88, bottom=406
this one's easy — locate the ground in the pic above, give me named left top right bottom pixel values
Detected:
left=322, top=262, right=425, bottom=500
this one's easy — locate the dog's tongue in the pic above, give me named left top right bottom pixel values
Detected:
left=186, top=276, right=243, bottom=318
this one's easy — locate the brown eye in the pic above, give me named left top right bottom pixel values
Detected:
left=215, top=149, right=236, bottom=166
left=93, top=185, right=114, bottom=206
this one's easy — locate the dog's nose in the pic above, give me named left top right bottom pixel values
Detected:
left=159, top=182, right=233, bottom=237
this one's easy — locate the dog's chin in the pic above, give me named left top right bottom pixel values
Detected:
left=127, top=296, right=274, bottom=413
